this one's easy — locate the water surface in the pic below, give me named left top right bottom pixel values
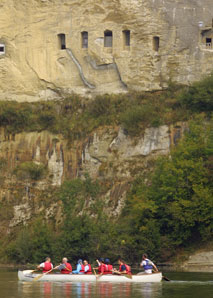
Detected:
left=0, top=269, right=212, bottom=298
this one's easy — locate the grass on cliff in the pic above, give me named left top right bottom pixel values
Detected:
left=0, top=75, right=212, bottom=140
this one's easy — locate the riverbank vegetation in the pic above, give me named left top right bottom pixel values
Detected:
left=0, top=75, right=213, bottom=265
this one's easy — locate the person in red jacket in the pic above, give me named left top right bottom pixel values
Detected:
left=83, top=260, right=92, bottom=274
left=56, top=257, right=72, bottom=274
left=93, top=258, right=105, bottom=275
left=113, top=259, right=132, bottom=275
left=104, top=258, right=113, bottom=274
left=37, top=257, right=53, bottom=273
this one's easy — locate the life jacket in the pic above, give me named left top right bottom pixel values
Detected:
left=80, top=264, right=85, bottom=273
left=119, top=264, right=131, bottom=274
left=43, top=262, right=52, bottom=273
left=61, top=262, right=72, bottom=274
left=85, top=264, right=92, bottom=274
left=143, top=259, right=153, bottom=270
left=104, top=264, right=113, bottom=274
left=98, top=264, right=105, bottom=274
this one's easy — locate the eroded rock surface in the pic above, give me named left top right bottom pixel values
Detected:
left=0, top=124, right=186, bottom=228
left=0, top=0, right=213, bottom=101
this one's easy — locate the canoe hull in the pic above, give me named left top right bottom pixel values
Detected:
left=18, top=270, right=162, bottom=283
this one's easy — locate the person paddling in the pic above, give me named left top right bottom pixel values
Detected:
left=72, top=259, right=85, bottom=274
left=83, top=260, right=92, bottom=274
left=37, top=257, right=53, bottom=273
left=93, top=258, right=105, bottom=276
left=56, top=257, right=72, bottom=274
left=140, top=254, right=158, bottom=274
left=113, top=259, right=132, bottom=275
left=104, top=258, right=113, bottom=274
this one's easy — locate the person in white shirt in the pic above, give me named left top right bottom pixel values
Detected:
left=83, top=260, right=92, bottom=274
left=37, top=257, right=53, bottom=273
left=140, top=254, right=158, bottom=274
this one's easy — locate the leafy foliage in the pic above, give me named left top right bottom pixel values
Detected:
left=178, top=75, right=213, bottom=112
left=6, top=219, right=54, bottom=264
left=121, top=116, right=213, bottom=259
left=14, top=161, right=47, bottom=181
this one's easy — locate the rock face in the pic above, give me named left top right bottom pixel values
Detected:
left=0, top=0, right=213, bottom=101
left=182, top=251, right=213, bottom=272
left=0, top=124, right=186, bottom=229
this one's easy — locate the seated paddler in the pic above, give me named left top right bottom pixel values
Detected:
left=72, top=259, right=85, bottom=274
left=113, top=259, right=132, bottom=275
left=37, top=257, right=53, bottom=273
left=56, top=257, right=72, bottom=274
left=140, top=253, right=158, bottom=274
left=93, top=258, right=105, bottom=275
left=83, top=260, right=92, bottom=274
left=104, top=258, right=113, bottom=274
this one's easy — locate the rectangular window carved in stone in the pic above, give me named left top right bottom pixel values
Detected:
left=81, top=31, right=88, bottom=48
left=58, top=34, right=66, bottom=50
left=206, top=37, right=212, bottom=49
left=0, top=44, right=5, bottom=55
left=123, top=30, right=130, bottom=47
left=104, top=30, right=113, bottom=47
left=153, top=36, right=160, bottom=52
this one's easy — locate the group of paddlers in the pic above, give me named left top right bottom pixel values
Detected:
left=37, top=254, right=158, bottom=275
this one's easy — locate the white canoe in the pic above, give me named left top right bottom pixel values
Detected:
left=18, top=270, right=162, bottom=283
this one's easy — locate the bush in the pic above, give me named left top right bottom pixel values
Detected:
left=14, top=161, right=47, bottom=181
left=121, top=116, right=213, bottom=259
left=179, top=74, right=213, bottom=112
left=6, top=219, right=54, bottom=264
left=120, top=104, right=161, bottom=136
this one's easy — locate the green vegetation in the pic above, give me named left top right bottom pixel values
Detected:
left=14, top=161, right=47, bottom=181
left=0, top=75, right=213, bottom=139
left=0, top=75, right=213, bottom=265
left=120, top=116, right=213, bottom=260
left=179, top=75, right=213, bottom=112
left=4, top=117, right=213, bottom=264
left=6, top=219, right=54, bottom=264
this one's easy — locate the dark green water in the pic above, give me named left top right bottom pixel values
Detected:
left=0, top=270, right=212, bottom=298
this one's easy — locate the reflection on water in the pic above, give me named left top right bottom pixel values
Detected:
left=18, top=280, right=162, bottom=298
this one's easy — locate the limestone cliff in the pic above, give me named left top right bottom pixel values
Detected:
left=0, top=123, right=186, bottom=232
left=182, top=250, right=213, bottom=272
left=0, top=0, right=213, bottom=101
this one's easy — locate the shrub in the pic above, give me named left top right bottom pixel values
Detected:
left=179, top=74, right=213, bottom=112
left=121, top=116, right=213, bottom=259
left=14, top=161, right=47, bottom=181
left=120, top=104, right=160, bottom=136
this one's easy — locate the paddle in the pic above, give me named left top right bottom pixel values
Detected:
left=112, top=269, right=132, bottom=279
left=123, top=274, right=132, bottom=279
left=23, top=269, right=37, bottom=275
left=93, top=268, right=97, bottom=277
left=93, top=268, right=101, bottom=280
left=33, top=266, right=59, bottom=282
left=153, top=270, right=170, bottom=281
left=162, top=275, right=170, bottom=281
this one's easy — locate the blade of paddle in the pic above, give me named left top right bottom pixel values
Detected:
left=163, top=275, right=170, bottom=281
left=124, top=274, right=132, bottom=279
left=33, top=273, right=44, bottom=282
left=33, top=266, right=58, bottom=282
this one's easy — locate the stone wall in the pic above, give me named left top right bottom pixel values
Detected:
left=0, top=0, right=213, bottom=101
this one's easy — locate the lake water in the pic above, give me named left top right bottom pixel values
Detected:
left=0, top=269, right=212, bottom=298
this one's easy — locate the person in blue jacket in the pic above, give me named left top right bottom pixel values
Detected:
left=140, top=254, right=158, bottom=274
left=72, top=259, right=84, bottom=274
